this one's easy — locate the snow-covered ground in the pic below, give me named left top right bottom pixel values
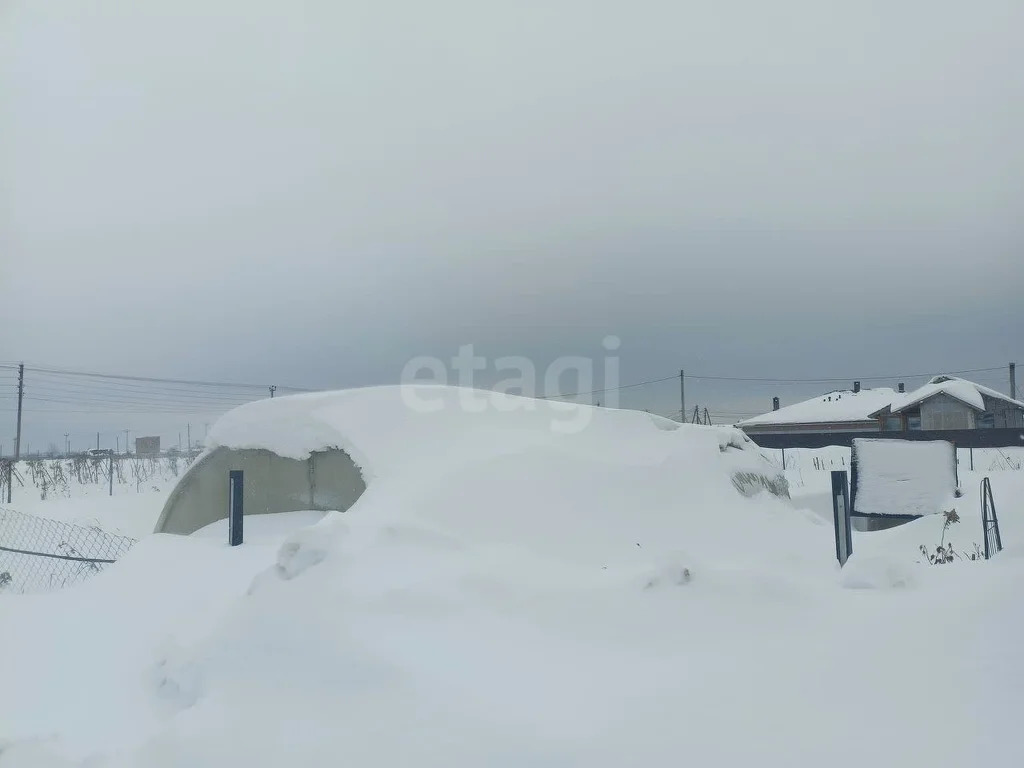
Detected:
left=1, top=389, right=1022, bottom=767
left=2, top=456, right=187, bottom=538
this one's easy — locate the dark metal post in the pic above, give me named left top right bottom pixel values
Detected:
left=832, top=470, right=853, bottom=566
left=229, top=470, right=244, bottom=546
left=970, top=446, right=974, bottom=472
left=109, top=452, right=114, bottom=496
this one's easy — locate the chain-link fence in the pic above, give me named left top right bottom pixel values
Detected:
left=0, top=507, right=138, bottom=594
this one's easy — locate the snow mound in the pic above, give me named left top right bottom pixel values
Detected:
left=206, top=385, right=779, bottom=487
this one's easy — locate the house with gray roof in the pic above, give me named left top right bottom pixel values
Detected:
left=739, top=376, right=1024, bottom=437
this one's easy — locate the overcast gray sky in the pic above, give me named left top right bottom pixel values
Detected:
left=2, top=0, right=1022, bottom=452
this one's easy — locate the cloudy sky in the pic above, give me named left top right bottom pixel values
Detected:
left=2, top=0, right=1022, bottom=452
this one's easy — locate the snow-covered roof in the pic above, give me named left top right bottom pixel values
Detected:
left=738, top=388, right=897, bottom=427
left=878, top=376, right=1024, bottom=416
left=739, top=375, right=1024, bottom=428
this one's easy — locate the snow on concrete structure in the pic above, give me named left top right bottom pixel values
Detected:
left=155, top=385, right=788, bottom=535
left=739, top=375, right=1024, bottom=437
left=154, top=447, right=365, bottom=535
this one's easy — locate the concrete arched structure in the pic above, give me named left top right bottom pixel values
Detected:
left=154, top=447, right=366, bottom=535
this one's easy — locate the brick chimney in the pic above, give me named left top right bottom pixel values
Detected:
left=853, top=381, right=861, bottom=393
left=898, top=382, right=905, bottom=393
left=772, top=397, right=780, bottom=411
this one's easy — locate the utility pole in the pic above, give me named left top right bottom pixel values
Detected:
left=64, top=433, right=70, bottom=456
left=1011, top=362, right=1017, bottom=401
left=187, top=423, right=191, bottom=452
left=124, top=429, right=130, bottom=455
left=178, top=432, right=182, bottom=450
left=269, top=385, right=277, bottom=398
left=679, top=369, right=685, bottom=424
left=116, top=435, right=120, bottom=454
left=14, top=363, right=24, bottom=461
left=96, top=432, right=100, bottom=450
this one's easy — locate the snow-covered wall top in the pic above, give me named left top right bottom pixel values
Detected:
left=853, top=438, right=957, bottom=518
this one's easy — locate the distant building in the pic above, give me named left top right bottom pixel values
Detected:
left=739, top=376, right=1024, bottom=437
left=135, top=436, right=161, bottom=456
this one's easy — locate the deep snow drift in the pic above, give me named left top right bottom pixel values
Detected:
left=1, top=387, right=1022, bottom=767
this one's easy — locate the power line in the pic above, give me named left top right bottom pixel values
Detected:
left=15, top=360, right=1017, bottom=394
left=513, top=364, right=1012, bottom=401
left=540, top=375, right=678, bottom=400
left=27, top=375, right=269, bottom=396
left=28, top=375, right=275, bottom=399
left=26, top=383, right=262, bottom=406
left=24, top=365, right=312, bottom=392
left=23, top=397, right=257, bottom=413
left=683, top=366, right=1005, bottom=384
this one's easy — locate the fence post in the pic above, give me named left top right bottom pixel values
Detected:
left=970, top=447, right=974, bottom=472
left=5, top=460, right=10, bottom=504
left=109, top=452, right=114, bottom=496
left=832, top=470, right=852, bottom=566
left=228, top=470, right=244, bottom=546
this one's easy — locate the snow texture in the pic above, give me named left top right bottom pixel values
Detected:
left=853, top=438, right=957, bottom=518
left=1, top=394, right=1023, bottom=767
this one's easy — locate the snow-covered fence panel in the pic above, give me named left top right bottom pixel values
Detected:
left=0, top=508, right=137, bottom=594
left=851, top=439, right=958, bottom=528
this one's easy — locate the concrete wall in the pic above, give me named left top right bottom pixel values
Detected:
left=154, top=447, right=366, bottom=535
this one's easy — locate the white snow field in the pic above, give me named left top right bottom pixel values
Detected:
left=1, top=386, right=1022, bottom=767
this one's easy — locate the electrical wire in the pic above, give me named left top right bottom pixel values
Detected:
left=682, top=366, right=1006, bottom=383
left=24, top=365, right=311, bottom=392
left=539, top=375, right=678, bottom=400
